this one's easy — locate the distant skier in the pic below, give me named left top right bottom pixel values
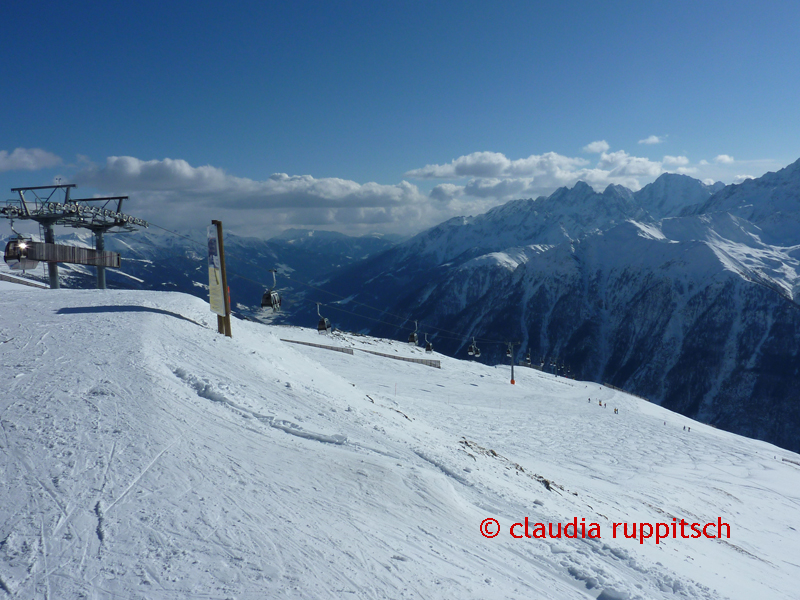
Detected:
left=688, top=427, right=691, bottom=432
left=683, top=426, right=686, bottom=431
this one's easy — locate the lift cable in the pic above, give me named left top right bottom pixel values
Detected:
left=137, top=221, right=522, bottom=347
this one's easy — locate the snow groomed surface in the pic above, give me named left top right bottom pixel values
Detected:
left=1, top=284, right=799, bottom=599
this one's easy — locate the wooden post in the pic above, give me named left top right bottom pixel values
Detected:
left=212, top=220, right=232, bottom=338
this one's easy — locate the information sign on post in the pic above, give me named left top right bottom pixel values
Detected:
left=207, top=226, right=225, bottom=316
left=208, top=221, right=232, bottom=337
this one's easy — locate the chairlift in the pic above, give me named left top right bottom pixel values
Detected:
left=506, top=344, right=513, bottom=359
left=260, top=269, right=282, bottom=312
left=316, top=303, right=331, bottom=335
left=468, top=337, right=480, bottom=358
left=408, top=320, right=418, bottom=346
left=424, top=333, right=433, bottom=353
left=3, top=237, right=38, bottom=271
left=525, top=350, right=531, bottom=365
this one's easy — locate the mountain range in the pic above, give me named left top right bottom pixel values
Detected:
left=297, top=161, right=800, bottom=453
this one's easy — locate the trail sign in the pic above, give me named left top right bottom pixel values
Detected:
left=208, top=221, right=232, bottom=337
left=207, top=226, right=225, bottom=317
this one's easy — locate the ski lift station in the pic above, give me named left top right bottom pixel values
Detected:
left=1, top=184, right=148, bottom=289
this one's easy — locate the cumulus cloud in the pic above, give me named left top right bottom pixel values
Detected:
left=77, top=157, right=423, bottom=209
left=406, top=148, right=667, bottom=204
left=463, top=178, right=536, bottom=199
left=0, top=147, right=62, bottom=172
left=596, top=150, right=663, bottom=177
left=68, top=147, right=769, bottom=239
left=638, top=135, right=664, bottom=145
left=662, top=155, right=689, bottom=167
left=429, top=183, right=464, bottom=203
left=582, top=140, right=610, bottom=154
left=734, top=174, right=754, bottom=182
left=404, top=151, right=588, bottom=180
left=74, top=156, right=428, bottom=236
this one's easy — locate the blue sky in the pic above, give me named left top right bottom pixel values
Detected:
left=2, top=0, right=799, bottom=237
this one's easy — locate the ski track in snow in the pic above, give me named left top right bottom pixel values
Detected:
left=0, top=285, right=798, bottom=599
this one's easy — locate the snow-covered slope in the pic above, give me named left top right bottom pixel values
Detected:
left=1, top=285, right=799, bottom=599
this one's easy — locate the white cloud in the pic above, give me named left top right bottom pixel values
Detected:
left=582, top=140, right=610, bottom=154
left=69, top=149, right=776, bottom=238
left=699, top=159, right=709, bottom=166
left=405, top=151, right=588, bottom=180
left=463, top=178, right=535, bottom=199
left=596, top=150, right=663, bottom=177
left=638, top=135, right=664, bottom=145
left=734, top=174, right=754, bottom=182
left=407, top=148, right=666, bottom=204
left=702, top=178, right=716, bottom=185
left=0, top=147, right=62, bottom=172
left=662, top=155, right=689, bottom=167
left=715, top=154, right=735, bottom=164
left=77, top=157, right=423, bottom=209
left=74, top=156, right=429, bottom=236
left=429, top=183, right=464, bottom=203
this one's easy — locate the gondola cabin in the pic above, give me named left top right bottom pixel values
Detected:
left=261, top=290, right=281, bottom=312
left=261, top=269, right=282, bottom=312
left=318, top=317, right=332, bottom=335
left=469, top=337, right=480, bottom=358
left=424, top=333, right=433, bottom=353
left=4, top=239, right=39, bottom=271
left=408, top=321, right=419, bottom=346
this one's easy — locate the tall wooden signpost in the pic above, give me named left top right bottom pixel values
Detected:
left=208, top=220, right=232, bottom=337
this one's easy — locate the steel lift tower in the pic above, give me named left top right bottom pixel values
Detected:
left=1, top=184, right=148, bottom=289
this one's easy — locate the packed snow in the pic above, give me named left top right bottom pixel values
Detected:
left=1, top=282, right=799, bottom=599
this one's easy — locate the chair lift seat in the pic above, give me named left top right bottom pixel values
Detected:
left=318, top=317, right=331, bottom=334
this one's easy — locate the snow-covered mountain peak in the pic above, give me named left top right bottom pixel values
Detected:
left=694, top=157, right=800, bottom=245
left=634, top=172, right=719, bottom=219
left=603, top=183, right=635, bottom=202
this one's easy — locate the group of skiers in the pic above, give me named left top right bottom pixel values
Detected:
left=589, top=398, right=618, bottom=414
left=588, top=397, right=693, bottom=429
